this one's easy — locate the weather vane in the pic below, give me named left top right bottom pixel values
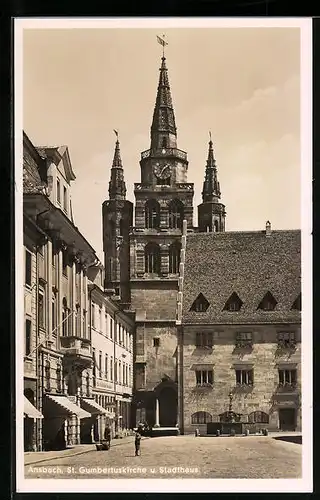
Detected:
left=157, top=34, right=168, bottom=57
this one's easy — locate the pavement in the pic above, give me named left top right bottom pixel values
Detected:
left=24, top=433, right=302, bottom=479
left=25, top=435, right=150, bottom=466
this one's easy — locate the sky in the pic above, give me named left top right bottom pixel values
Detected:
left=22, top=24, right=301, bottom=261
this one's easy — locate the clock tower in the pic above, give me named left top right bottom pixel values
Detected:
left=130, top=55, right=194, bottom=428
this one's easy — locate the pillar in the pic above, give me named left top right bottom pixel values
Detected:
left=155, top=398, right=160, bottom=427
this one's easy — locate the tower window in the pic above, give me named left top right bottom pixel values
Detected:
left=161, top=137, right=167, bottom=148
left=153, top=337, right=160, bottom=347
left=145, top=199, right=160, bottom=229
left=291, top=293, right=301, bottom=311
left=223, top=292, right=243, bottom=312
left=214, top=220, right=219, bottom=232
left=190, top=293, right=210, bottom=312
left=169, top=241, right=181, bottom=274
left=145, top=242, right=161, bottom=274
left=169, top=199, right=184, bottom=230
left=258, top=291, right=277, bottom=311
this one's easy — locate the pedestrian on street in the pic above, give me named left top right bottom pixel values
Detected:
left=104, top=424, right=111, bottom=450
left=135, top=430, right=141, bottom=456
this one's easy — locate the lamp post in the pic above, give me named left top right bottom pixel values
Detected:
left=228, top=392, right=235, bottom=423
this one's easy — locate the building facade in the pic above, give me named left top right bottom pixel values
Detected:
left=23, top=132, right=135, bottom=451
left=88, top=263, right=134, bottom=441
left=177, top=227, right=301, bottom=434
left=102, top=53, right=301, bottom=433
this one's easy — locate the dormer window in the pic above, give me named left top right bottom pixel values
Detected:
left=190, top=293, right=210, bottom=312
left=258, top=291, right=277, bottom=311
left=223, top=292, right=243, bottom=312
left=291, top=293, right=301, bottom=311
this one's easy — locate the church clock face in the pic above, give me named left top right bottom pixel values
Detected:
left=153, top=162, right=172, bottom=180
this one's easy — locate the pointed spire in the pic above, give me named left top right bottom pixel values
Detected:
left=202, top=135, right=221, bottom=203
left=108, top=134, right=127, bottom=200
left=150, top=56, right=177, bottom=150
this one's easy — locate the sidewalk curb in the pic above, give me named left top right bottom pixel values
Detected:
left=25, top=437, right=150, bottom=467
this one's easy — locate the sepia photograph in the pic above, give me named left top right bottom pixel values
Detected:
left=15, top=17, right=312, bottom=493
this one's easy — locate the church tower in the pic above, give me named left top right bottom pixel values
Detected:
left=198, top=137, right=226, bottom=232
left=130, top=53, right=194, bottom=428
left=102, top=135, right=133, bottom=304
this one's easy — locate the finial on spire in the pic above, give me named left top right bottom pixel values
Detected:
left=113, top=129, right=119, bottom=139
left=209, top=130, right=212, bottom=141
left=157, top=34, right=168, bottom=58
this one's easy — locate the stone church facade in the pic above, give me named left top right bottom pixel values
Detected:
left=102, top=54, right=301, bottom=433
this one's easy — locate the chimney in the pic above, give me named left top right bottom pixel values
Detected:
left=266, top=220, right=272, bottom=237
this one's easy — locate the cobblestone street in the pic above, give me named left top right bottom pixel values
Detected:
left=25, top=435, right=301, bottom=479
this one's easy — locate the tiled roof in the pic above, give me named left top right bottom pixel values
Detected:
left=23, top=144, right=47, bottom=195
left=182, top=230, right=301, bottom=325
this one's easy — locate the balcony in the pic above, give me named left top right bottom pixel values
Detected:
left=60, top=336, right=92, bottom=368
left=140, top=147, right=187, bottom=161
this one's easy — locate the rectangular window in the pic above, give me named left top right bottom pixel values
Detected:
left=98, top=307, right=102, bottom=332
left=195, top=332, right=213, bottom=348
left=91, top=304, right=95, bottom=328
left=153, top=337, right=160, bottom=347
left=115, top=322, right=118, bottom=343
left=105, top=314, right=108, bottom=336
left=99, top=351, right=102, bottom=378
left=25, top=249, right=32, bottom=287
left=236, top=369, right=254, bottom=386
left=236, top=332, right=253, bottom=346
left=62, top=251, right=68, bottom=276
left=63, top=186, right=67, bottom=212
left=25, top=319, right=31, bottom=356
left=92, top=348, right=96, bottom=381
left=119, top=361, right=122, bottom=384
left=105, top=355, right=108, bottom=379
left=57, top=178, right=61, bottom=203
left=82, top=310, right=86, bottom=338
left=52, top=299, right=56, bottom=335
left=128, top=366, right=131, bottom=386
left=195, top=370, right=213, bottom=386
left=123, top=364, right=126, bottom=386
left=278, top=369, right=297, bottom=387
left=110, top=318, right=113, bottom=340
left=38, top=289, right=45, bottom=329
left=114, top=360, right=117, bottom=382
left=110, top=357, right=113, bottom=381
left=277, top=332, right=296, bottom=346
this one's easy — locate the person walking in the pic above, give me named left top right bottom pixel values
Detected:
left=104, top=424, right=111, bottom=450
left=135, top=430, right=141, bottom=456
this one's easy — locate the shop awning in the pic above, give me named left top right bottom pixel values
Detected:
left=80, top=398, right=108, bottom=416
left=44, top=395, right=91, bottom=419
left=24, top=396, right=43, bottom=419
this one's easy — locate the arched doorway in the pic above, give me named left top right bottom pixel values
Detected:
left=159, top=387, right=178, bottom=427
